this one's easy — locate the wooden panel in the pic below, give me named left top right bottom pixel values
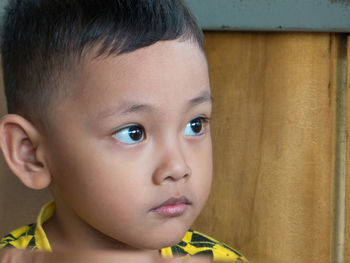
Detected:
left=193, top=32, right=335, bottom=263
left=331, top=35, right=347, bottom=263
left=344, top=36, right=350, bottom=263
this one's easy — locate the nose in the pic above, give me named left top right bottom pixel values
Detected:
left=152, top=142, right=191, bottom=185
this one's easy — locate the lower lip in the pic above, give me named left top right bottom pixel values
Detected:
left=152, top=203, right=187, bottom=217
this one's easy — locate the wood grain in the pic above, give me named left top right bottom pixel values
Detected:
left=193, top=32, right=335, bottom=263
left=330, top=34, right=347, bottom=263
left=343, top=36, right=350, bottom=263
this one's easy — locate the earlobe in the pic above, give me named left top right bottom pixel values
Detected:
left=0, top=114, right=51, bottom=190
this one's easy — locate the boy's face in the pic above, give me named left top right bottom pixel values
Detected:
left=44, top=40, right=212, bottom=250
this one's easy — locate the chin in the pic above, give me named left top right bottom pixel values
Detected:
left=158, top=228, right=189, bottom=249
left=139, top=228, right=189, bottom=250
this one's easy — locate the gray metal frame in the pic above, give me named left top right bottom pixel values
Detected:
left=185, top=0, right=350, bottom=32
left=1, top=0, right=350, bottom=31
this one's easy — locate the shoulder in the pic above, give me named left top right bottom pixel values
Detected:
left=0, top=224, right=37, bottom=250
left=169, top=229, right=248, bottom=262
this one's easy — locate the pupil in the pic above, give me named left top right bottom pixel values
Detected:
left=191, top=119, right=202, bottom=133
left=129, top=127, right=143, bottom=140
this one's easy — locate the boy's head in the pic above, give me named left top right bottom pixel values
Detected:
left=2, top=0, right=204, bottom=127
left=0, top=0, right=212, bottom=251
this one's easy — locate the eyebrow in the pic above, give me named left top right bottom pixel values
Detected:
left=189, top=91, right=213, bottom=107
left=97, top=91, right=213, bottom=119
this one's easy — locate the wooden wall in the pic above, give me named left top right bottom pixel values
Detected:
left=344, top=37, right=350, bottom=263
left=192, top=32, right=346, bottom=263
left=0, top=32, right=349, bottom=263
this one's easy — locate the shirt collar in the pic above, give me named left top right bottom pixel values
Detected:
left=34, top=201, right=55, bottom=251
left=33, top=201, right=172, bottom=256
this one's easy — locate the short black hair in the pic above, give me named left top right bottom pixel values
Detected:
left=1, top=0, right=204, bottom=126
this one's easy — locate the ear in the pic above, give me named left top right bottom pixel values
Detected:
left=0, top=114, right=51, bottom=190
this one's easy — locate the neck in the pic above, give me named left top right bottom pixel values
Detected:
left=43, top=200, right=158, bottom=254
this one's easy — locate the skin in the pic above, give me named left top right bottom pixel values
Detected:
left=0, top=248, right=213, bottom=263
left=37, top=40, right=214, bottom=252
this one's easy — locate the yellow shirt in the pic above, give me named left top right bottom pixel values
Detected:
left=0, top=201, right=247, bottom=262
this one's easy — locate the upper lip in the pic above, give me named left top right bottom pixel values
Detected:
left=151, top=196, right=191, bottom=211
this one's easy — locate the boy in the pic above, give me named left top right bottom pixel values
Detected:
left=0, top=0, right=247, bottom=262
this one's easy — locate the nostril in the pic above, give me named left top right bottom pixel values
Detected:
left=183, top=173, right=190, bottom=180
left=163, top=175, right=173, bottom=181
left=162, top=172, right=190, bottom=182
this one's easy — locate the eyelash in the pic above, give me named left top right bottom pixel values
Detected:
left=185, top=116, right=210, bottom=136
left=112, top=124, right=146, bottom=144
left=112, top=116, right=210, bottom=145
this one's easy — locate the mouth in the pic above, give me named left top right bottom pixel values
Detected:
left=151, top=196, right=191, bottom=217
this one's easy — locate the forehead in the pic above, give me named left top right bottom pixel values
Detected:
left=80, top=40, right=207, bottom=90
left=54, top=40, right=210, bottom=124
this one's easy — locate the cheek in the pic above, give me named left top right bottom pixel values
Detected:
left=189, top=139, right=213, bottom=203
left=51, top=152, right=135, bottom=199
left=48, top=138, right=152, bottom=207
left=49, top=148, right=152, bottom=232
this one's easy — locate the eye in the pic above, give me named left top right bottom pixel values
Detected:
left=184, top=117, right=209, bottom=136
left=113, top=125, right=145, bottom=144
